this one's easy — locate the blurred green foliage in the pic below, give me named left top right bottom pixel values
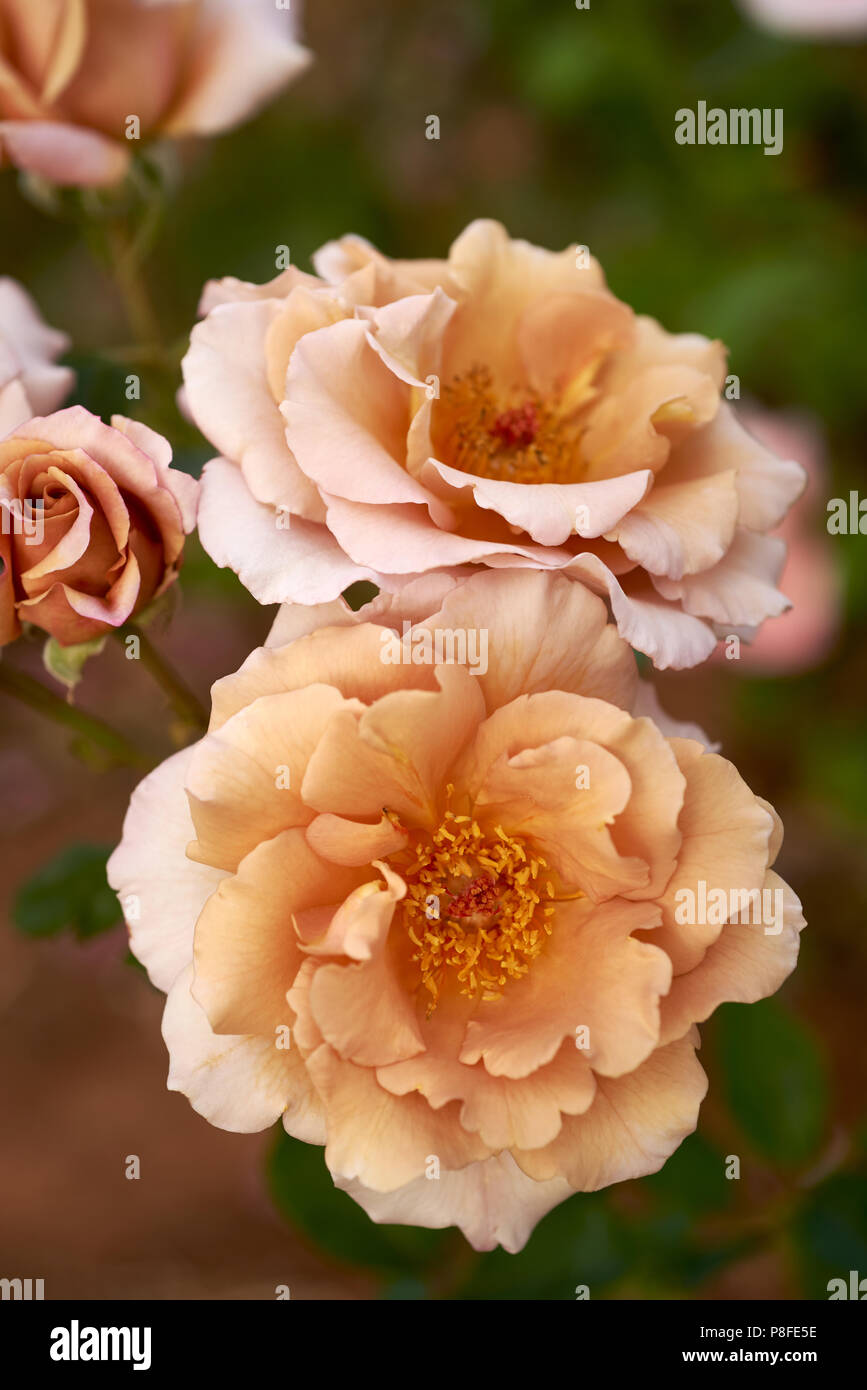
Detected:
left=13, top=844, right=118, bottom=941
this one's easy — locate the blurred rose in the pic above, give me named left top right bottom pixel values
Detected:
left=0, top=406, right=197, bottom=646
left=0, top=277, right=74, bottom=429
left=717, top=410, right=842, bottom=673
left=0, top=0, right=311, bottom=187
left=109, top=570, right=803, bottom=1252
left=739, top=0, right=867, bottom=38
left=183, top=220, right=806, bottom=670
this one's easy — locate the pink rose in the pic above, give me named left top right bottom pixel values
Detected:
left=108, top=570, right=803, bottom=1252
left=183, top=221, right=806, bottom=670
left=0, top=0, right=311, bottom=188
left=0, top=406, right=197, bottom=646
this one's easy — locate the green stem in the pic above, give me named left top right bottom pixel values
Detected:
left=103, top=220, right=163, bottom=350
left=0, top=664, right=152, bottom=771
left=120, top=625, right=208, bottom=735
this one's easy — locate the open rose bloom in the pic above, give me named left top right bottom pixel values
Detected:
left=0, top=407, right=197, bottom=646
left=184, top=220, right=806, bottom=670
left=108, top=571, right=804, bottom=1251
left=0, top=0, right=311, bottom=187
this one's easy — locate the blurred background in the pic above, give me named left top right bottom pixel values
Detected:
left=0, top=0, right=865, bottom=1300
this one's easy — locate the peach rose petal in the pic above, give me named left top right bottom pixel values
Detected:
left=422, top=459, right=654, bottom=548
left=301, top=664, right=486, bottom=829
left=209, top=623, right=438, bottom=732
left=336, top=1151, right=574, bottom=1254
left=305, top=812, right=409, bottom=869
left=192, top=828, right=363, bottom=1036
left=307, top=1042, right=491, bottom=1192
left=377, top=995, right=597, bottom=1151
left=608, top=470, right=740, bottom=581
left=419, top=568, right=638, bottom=715
left=659, top=873, right=805, bottom=1046
left=460, top=898, right=671, bottom=1080
left=652, top=739, right=776, bottom=972
left=186, top=685, right=352, bottom=872
left=515, top=1033, right=708, bottom=1188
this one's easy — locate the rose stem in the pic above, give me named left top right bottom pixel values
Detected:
left=103, top=220, right=163, bottom=351
left=119, top=625, right=208, bottom=735
left=0, top=664, right=153, bottom=771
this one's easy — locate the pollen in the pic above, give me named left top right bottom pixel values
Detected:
left=433, top=364, right=585, bottom=485
left=399, top=806, right=555, bottom=1014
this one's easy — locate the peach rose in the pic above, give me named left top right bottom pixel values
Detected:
left=739, top=0, right=867, bottom=38
left=108, top=570, right=803, bottom=1252
left=0, top=276, right=74, bottom=430
left=0, top=0, right=311, bottom=188
left=183, top=221, right=806, bottom=670
left=0, top=406, right=197, bottom=646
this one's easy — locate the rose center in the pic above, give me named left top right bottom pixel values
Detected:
left=398, top=802, right=555, bottom=1013
left=432, top=364, right=584, bottom=486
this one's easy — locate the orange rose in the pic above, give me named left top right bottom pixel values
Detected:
left=109, top=570, right=803, bottom=1252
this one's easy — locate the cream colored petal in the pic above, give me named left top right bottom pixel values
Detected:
left=107, top=745, right=225, bottom=993
left=652, top=528, right=789, bottom=627
left=336, top=1151, right=573, bottom=1254
left=163, top=965, right=323, bottom=1138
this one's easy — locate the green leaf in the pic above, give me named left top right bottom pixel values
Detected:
left=13, top=844, right=120, bottom=941
left=714, top=1000, right=828, bottom=1167
left=644, top=1130, right=734, bottom=1214
left=267, top=1129, right=447, bottom=1278
left=43, top=634, right=106, bottom=691
left=793, top=1173, right=867, bottom=1299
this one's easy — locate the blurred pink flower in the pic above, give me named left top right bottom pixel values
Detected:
left=0, top=0, right=311, bottom=188
left=739, top=0, right=867, bottom=38
left=719, top=409, right=842, bottom=673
